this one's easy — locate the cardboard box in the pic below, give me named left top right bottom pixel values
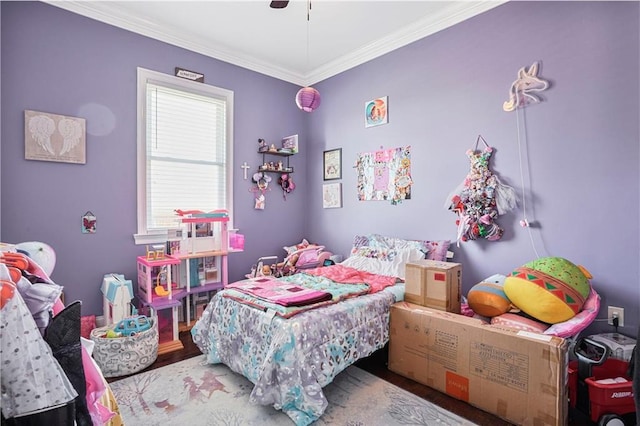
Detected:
left=388, top=302, right=567, bottom=426
left=404, top=260, right=461, bottom=313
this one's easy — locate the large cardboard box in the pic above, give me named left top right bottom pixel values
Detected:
left=404, top=260, right=461, bottom=313
left=388, top=302, right=567, bottom=426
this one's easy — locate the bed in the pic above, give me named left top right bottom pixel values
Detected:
left=191, top=235, right=451, bottom=425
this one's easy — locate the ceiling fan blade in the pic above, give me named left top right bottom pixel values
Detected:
left=270, top=1, right=289, bottom=9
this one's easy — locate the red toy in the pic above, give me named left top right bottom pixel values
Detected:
left=568, top=337, right=635, bottom=425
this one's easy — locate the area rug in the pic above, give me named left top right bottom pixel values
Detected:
left=110, top=355, right=476, bottom=425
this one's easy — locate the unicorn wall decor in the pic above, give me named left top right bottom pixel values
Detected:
left=503, top=61, right=550, bottom=112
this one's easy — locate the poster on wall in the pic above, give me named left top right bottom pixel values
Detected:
left=355, top=145, right=412, bottom=205
left=364, top=96, right=388, bottom=128
left=24, top=110, right=86, bottom=164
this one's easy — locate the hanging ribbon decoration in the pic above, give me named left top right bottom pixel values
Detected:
left=278, top=173, right=296, bottom=200
left=250, top=172, right=271, bottom=210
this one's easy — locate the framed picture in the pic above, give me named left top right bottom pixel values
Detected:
left=323, top=183, right=342, bottom=209
left=281, top=134, right=298, bottom=153
left=365, top=96, right=388, bottom=128
left=323, top=148, right=342, bottom=180
left=24, top=110, right=86, bottom=164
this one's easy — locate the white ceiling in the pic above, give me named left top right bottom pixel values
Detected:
left=45, top=1, right=506, bottom=86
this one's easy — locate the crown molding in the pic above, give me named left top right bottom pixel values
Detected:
left=44, top=1, right=506, bottom=87
left=306, top=1, right=507, bottom=85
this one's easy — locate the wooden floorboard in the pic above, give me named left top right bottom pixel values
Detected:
left=108, top=330, right=598, bottom=426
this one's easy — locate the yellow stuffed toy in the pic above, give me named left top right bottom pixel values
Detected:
left=503, top=257, right=591, bottom=324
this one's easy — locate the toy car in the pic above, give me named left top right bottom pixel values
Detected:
left=113, top=315, right=152, bottom=337
left=569, top=337, right=636, bottom=426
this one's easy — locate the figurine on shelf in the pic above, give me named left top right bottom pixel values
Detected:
left=269, top=144, right=277, bottom=152
left=258, top=138, right=268, bottom=152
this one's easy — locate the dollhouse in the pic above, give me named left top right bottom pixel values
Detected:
left=136, top=213, right=237, bottom=354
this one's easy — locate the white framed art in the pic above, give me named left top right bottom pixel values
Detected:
left=24, top=110, right=86, bottom=164
left=323, top=183, right=342, bottom=209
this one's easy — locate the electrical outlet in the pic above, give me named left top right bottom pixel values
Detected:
left=607, top=306, right=624, bottom=327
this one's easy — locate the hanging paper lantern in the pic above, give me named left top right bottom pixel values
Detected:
left=295, top=87, right=321, bottom=112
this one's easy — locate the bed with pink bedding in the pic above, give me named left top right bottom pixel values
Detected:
left=191, top=235, right=451, bottom=425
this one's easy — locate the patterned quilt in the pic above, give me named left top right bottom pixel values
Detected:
left=191, top=283, right=403, bottom=426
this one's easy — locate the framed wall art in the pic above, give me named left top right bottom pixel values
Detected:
left=365, top=96, right=388, bottom=128
left=322, top=183, right=342, bottom=209
left=24, top=110, right=86, bottom=164
left=323, top=148, right=342, bottom=180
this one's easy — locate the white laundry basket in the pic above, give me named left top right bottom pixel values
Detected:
left=90, top=317, right=158, bottom=378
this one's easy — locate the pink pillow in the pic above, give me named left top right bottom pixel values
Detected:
left=491, top=313, right=549, bottom=334
left=544, top=287, right=600, bottom=338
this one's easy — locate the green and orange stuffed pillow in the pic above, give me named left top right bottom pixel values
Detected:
left=503, top=257, right=591, bottom=324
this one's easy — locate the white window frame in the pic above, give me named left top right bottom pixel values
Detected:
left=134, top=67, right=234, bottom=245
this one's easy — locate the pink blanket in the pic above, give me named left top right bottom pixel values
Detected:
left=303, top=265, right=397, bottom=293
left=226, top=278, right=332, bottom=307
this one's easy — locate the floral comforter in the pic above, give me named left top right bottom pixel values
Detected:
left=191, top=282, right=403, bottom=426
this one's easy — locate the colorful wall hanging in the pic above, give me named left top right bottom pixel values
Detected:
left=82, top=211, right=97, bottom=234
left=444, top=136, right=517, bottom=245
left=250, top=172, right=271, bottom=210
left=355, top=145, right=411, bottom=205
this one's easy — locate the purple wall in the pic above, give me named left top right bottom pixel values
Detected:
left=305, top=1, right=639, bottom=334
left=2, top=1, right=639, bottom=336
left=1, top=2, right=309, bottom=316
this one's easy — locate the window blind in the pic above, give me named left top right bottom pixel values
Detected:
left=146, top=83, right=227, bottom=230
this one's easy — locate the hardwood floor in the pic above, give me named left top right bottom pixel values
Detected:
left=110, top=330, right=598, bottom=426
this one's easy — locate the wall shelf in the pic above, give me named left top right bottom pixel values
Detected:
left=258, top=150, right=295, bottom=173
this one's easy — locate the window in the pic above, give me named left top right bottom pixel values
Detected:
left=135, top=68, right=234, bottom=245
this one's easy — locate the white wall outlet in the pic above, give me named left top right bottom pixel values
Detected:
left=607, top=306, right=624, bottom=327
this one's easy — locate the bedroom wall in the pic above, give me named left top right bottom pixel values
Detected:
left=305, top=1, right=639, bottom=335
left=0, top=1, right=310, bottom=316
left=1, top=2, right=638, bottom=337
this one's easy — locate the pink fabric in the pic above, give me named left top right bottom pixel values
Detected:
left=82, top=343, right=115, bottom=425
left=544, top=287, right=600, bottom=338
left=227, top=278, right=332, bottom=306
left=303, top=264, right=397, bottom=293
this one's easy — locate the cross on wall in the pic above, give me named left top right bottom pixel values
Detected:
left=241, top=162, right=250, bottom=180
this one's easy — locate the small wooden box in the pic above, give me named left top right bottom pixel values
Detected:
left=404, top=260, right=462, bottom=313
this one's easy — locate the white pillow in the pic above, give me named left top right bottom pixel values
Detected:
left=341, top=246, right=423, bottom=279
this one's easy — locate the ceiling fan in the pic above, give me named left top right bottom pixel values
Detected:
left=270, top=1, right=289, bottom=9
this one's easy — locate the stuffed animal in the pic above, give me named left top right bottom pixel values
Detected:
left=503, top=257, right=591, bottom=324
left=467, top=274, right=512, bottom=318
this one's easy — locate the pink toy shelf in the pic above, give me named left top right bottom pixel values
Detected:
left=136, top=255, right=182, bottom=305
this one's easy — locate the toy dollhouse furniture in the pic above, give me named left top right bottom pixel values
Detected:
left=171, top=214, right=232, bottom=328
left=136, top=254, right=184, bottom=354
left=100, top=273, right=134, bottom=325
left=136, top=212, right=238, bottom=354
